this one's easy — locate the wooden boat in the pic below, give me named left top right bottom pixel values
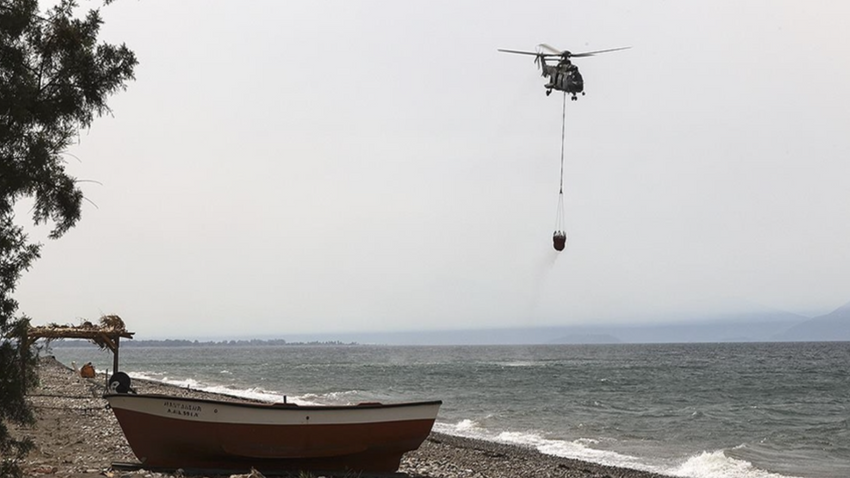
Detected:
left=105, top=393, right=441, bottom=473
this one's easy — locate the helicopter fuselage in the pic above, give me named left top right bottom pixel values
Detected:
left=541, top=59, right=584, bottom=99
left=499, top=44, right=628, bottom=100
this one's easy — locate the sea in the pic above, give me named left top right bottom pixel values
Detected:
left=47, top=342, right=850, bottom=478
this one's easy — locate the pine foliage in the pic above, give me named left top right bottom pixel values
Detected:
left=0, top=1, right=136, bottom=475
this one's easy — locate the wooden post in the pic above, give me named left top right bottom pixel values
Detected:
left=20, top=330, right=27, bottom=394
left=112, top=336, right=120, bottom=374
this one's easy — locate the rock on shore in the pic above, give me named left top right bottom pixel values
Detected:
left=12, top=357, right=672, bottom=478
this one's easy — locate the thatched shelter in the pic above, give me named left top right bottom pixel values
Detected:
left=26, top=315, right=134, bottom=373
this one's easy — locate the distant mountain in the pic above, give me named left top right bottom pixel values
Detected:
left=548, top=333, right=621, bottom=345
left=283, top=327, right=571, bottom=346
left=772, top=301, right=850, bottom=342
left=271, top=309, right=808, bottom=345
left=586, top=310, right=806, bottom=343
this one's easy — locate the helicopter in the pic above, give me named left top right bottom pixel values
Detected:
left=498, top=44, right=630, bottom=99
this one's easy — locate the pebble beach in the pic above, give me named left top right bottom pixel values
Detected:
left=12, top=357, right=673, bottom=478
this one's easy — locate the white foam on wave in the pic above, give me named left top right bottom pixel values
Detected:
left=499, top=361, right=538, bottom=367
left=298, top=390, right=361, bottom=404
left=126, top=372, right=360, bottom=406
left=455, top=419, right=482, bottom=432
left=434, top=421, right=657, bottom=473
left=670, top=450, right=803, bottom=478
left=435, top=420, right=802, bottom=478
left=434, top=421, right=479, bottom=439
left=128, top=370, right=165, bottom=380
left=499, top=430, right=654, bottom=472
left=128, top=372, right=283, bottom=403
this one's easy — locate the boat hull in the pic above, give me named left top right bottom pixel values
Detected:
left=105, top=394, right=441, bottom=472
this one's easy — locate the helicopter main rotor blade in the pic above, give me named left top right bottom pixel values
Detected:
left=537, top=43, right=563, bottom=55
left=498, top=49, right=545, bottom=56
left=570, top=46, right=632, bottom=58
left=498, top=49, right=561, bottom=59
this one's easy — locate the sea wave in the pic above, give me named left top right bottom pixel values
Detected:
left=435, top=420, right=803, bottom=478
left=128, top=372, right=284, bottom=403
left=670, top=450, right=803, bottom=478
left=433, top=421, right=656, bottom=473
left=126, top=372, right=362, bottom=406
left=448, top=416, right=498, bottom=433
left=498, top=361, right=540, bottom=367
left=498, top=430, right=653, bottom=471
left=298, top=390, right=362, bottom=404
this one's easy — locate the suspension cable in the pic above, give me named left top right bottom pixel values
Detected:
left=554, top=91, right=567, bottom=233
left=559, top=91, right=566, bottom=194
left=555, top=189, right=565, bottom=232
left=551, top=92, right=569, bottom=251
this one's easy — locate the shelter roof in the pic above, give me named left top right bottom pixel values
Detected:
left=27, top=315, right=134, bottom=351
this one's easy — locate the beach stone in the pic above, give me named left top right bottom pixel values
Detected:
left=12, top=357, right=675, bottom=478
left=28, top=464, right=58, bottom=474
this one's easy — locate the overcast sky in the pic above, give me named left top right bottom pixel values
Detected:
left=15, top=0, right=850, bottom=338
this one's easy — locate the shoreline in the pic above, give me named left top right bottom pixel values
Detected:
left=13, top=357, right=673, bottom=478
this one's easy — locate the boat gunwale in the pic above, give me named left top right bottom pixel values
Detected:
left=104, top=393, right=442, bottom=412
